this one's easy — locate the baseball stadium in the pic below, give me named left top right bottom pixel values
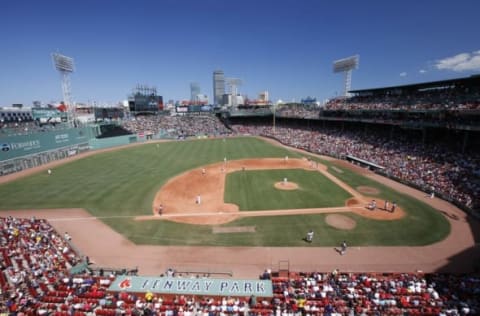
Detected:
left=1, top=71, right=480, bottom=314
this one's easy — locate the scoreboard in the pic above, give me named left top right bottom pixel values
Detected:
left=94, top=108, right=125, bottom=120
left=129, top=94, right=164, bottom=113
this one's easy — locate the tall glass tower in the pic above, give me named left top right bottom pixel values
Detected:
left=190, top=82, right=200, bottom=102
left=213, top=70, right=225, bottom=106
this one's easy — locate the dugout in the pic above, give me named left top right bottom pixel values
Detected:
left=345, top=155, right=385, bottom=171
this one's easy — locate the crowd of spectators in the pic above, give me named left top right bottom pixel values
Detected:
left=121, top=115, right=232, bottom=138
left=267, top=271, right=480, bottom=315
left=325, top=89, right=480, bottom=111
left=239, top=88, right=480, bottom=121
left=0, top=215, right=148, bottom=316
left=0, top=215, right=97, bottom=314
left=2, top=214, right=479, bottom=315
left=270, top=98, right=480, bottom=128
left=0, top=121, right=71, bottom=137
left=275, top=106, right=319, bottom=120
left=230, top=123, right=479, bottom=211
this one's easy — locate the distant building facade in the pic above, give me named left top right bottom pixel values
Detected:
left=213, top=70, right=225, bottom=106
left=190, top=82, right=201, bottom=102
left=222, top=94, right=244, bottom=107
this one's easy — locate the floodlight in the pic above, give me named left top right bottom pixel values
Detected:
left=333, top=55, right=359, bottom=73
left=52, top=53, right=75, bottom=73
left=333, top=55, right=359, bottom=96
left=51, top=52, right=75, bottom=123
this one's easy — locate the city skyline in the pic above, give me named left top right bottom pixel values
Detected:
left=1, top=0, right=480, bottom=106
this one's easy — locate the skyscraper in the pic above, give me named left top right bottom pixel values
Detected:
left=213, top=70, right=225, bottom=106
left=190, top=82, right=200, bottom=102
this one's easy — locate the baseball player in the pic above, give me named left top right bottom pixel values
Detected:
left=340, top=240, right=347, bottom=255
left=306, top=230, right=314, bottom=243
left=196, top=195, right=201, bottom=205
left=391, top=202, right=397, bottom=213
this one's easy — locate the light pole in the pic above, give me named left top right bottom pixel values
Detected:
left=52, top=52, right=75, bottom=126
left=272, top=103, right=276, bottom=134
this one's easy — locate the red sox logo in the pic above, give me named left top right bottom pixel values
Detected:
left=119, top=278, right=131, bottom=289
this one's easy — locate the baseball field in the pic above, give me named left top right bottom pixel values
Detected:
left=0, top=136, right=450, bottom=249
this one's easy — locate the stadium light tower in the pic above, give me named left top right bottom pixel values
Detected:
left=52, top=52, right=75, bottom=121
left=333, top=55, right=359, bottom=97
left=226, top=78, right=242, bottom=107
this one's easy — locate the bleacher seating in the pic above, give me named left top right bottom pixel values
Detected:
left=121, top=114, right=232, bottom=138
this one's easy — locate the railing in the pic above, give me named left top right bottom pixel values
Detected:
left=173, top=268, right=233, bottom=278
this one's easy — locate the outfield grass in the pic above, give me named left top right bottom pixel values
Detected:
left=225, top=169, right=352, bottom=210
left=0, top=137, right=450, bottom=246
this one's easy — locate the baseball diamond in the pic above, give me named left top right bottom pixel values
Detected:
left=0, top=135, right=476, bottom=274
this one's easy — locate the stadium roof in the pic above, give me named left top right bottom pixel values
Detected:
left=349, top=74, right=480, bottom=94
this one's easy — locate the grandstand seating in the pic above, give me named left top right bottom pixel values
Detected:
left=1, top=215, right=479, bottom=315
left=121, top=114, right=232, bottom=138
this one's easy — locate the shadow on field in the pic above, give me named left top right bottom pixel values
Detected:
left=437, top=212, right=480, bottom=273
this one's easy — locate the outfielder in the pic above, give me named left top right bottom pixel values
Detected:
left=306, top=230, right=314, bottom=243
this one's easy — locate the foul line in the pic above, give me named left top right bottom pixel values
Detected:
left=138, top=206, right=367, bottom=219
left=47, top=215, right=138, bottom=222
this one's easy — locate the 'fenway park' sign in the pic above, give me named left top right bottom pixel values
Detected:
left=108, top=276, right=273, bottom=297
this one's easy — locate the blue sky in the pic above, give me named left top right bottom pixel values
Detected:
left=1, top=0, right=479, bottom=106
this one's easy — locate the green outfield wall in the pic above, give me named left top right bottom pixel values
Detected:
left=89, top=134, right=138, bottom=150
left=0, top=127, right=175, bottom=175
left=0, top=127, right=96, bottom=175
left=1, top=127, right=93, bottom=161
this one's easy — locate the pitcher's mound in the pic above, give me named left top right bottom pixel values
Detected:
left=325, top=214, right=357, bottom=230
left=274, top=182, right=299, bottom=190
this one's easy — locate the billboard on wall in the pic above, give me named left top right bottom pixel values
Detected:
left=108, top=276, right=273, bottom=297
left=32, top=108, right=67, bottom=124
left=175, top=105, right=213, bottom=113
left=0, top=127, right=91, bottom=161
left=175, top=106, right=188, bottom=113
left=94, top=107, right=125, bottom=120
